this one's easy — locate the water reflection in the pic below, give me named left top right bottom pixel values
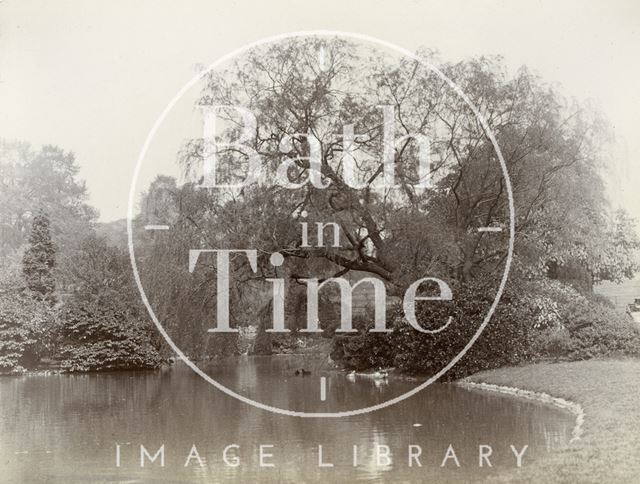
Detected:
left=0, top=357, right=574, bottom=483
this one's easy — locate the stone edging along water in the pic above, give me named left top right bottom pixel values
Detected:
left=457, top=381, right=585, bottom=444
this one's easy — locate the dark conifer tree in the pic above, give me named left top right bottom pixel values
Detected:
left=22, top=211, right=56, bottom=303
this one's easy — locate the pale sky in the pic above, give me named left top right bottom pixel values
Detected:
left=1, top=0, right=639, bottom=222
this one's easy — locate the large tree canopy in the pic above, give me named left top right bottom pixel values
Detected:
left=0, top=141, right=97, bottom=285
left=126, top=38, right=640, bottom=361
left=138, top=38, right=637, bottom=297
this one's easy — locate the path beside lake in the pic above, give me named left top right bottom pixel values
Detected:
left=466, top=359, right=640, bottom=483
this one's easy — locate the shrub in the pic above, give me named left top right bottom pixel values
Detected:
left=530, top=326, right=572, bottom=358
left=332, top=280, right=534, bottom=379
left=0, top=290, right=53, bottom=372
left=331, top=315, right=396, bottom=371
left=532, top=299, right=640, bottom=359
left=55, top=296, right=163, bottom=372
left=524, top=278, right=587, bottom=329
left=331, top=276, right=640, bottom=378
left=391, top=281, right=533, bottom=380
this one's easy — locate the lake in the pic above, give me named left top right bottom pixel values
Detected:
left=0, top=356, right=575, bottom=483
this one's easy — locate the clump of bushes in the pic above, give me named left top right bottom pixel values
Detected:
left=331, top=314, right=397, bottom=371
left=393, top=282, right=534, bottom=379
left=55, top=296, right=163, bottom=372
left=0, top=254, right=56, bottom=373
left=331, top=278, right=640, bottom=379
left=532, top=298, right=640, bottom=359
left=332, top=280, right=534, bottom=379
left=0, top=289, right=54, bottom=372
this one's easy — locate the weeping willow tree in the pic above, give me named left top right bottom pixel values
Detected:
left=134, top=37, right=638, bottom=355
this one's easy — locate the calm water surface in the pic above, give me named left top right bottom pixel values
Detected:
left=0, top=356, right=574, bottom=483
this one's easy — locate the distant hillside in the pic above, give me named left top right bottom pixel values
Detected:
left=95, top=218, right=128, bottom=248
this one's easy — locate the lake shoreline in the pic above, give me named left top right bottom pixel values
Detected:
left=456, top=380, right=584, bottom=443
left=463, top=358, right=640, bottom=483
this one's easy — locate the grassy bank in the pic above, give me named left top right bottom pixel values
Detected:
left=466, top=359, right=640, bottom=483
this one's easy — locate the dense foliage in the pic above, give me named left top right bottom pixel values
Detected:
left=1, top=39, right=640, bottom=375
left=55, top=296, right=163, bottom=372
left=0, top=141, right=165, bottom=373
left=162, top=38, right=639, bottom=361
left=0, top=289, right=53, bottom=372
left=0, top=254, right=54, bottom=372
left=332, top=280, right=534, bottom=379
left=52, top=234, right=164, bottom=371
left=532, top=298, right=640, bottom=360
left=332, top=279, right=640, bottom=379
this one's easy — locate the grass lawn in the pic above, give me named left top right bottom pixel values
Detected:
left=467, top=359, right=640, bottom=483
